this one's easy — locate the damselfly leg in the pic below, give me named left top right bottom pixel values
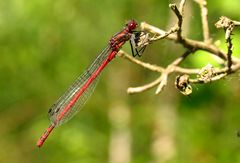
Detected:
left=130, top=31, right=150, bottom=57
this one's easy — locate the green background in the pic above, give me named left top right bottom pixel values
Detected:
left=1, top=0, right=240, bottom=162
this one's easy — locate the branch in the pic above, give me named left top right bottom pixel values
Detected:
left=127, top=76, right=162, bottom=94
left=141, top=22, right=234, bottom=62
left=118, top=50, right=164, bottom=73
left=194, top=0, right=211, bottom=43
left=120, top=1, right=240, bottom=95
left=215, top=16, right=237, bottom=71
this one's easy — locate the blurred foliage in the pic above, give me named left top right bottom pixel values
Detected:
left=1, top=0, right=240, bottom=163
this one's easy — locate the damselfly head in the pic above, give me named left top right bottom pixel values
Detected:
left=126, top=20, right=138, bottom=31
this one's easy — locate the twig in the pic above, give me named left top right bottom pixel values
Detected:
left=142, top=0, right=186, bottom=44
left=141, top=22, right=240, bottom=63
left=155, top=50, right=193, bottom=94
left=119, top=1, right=240, bottom=95
left=175, top=67, right=200, bottom=74
left=179, top=0, right=186, bottom=13
left=118, top=50, right=164, bottom=73
left=186, top=62, right=240, bottom=84
left=169, top=4, right=183, bottom=40
left=155, top=73, right=167, bottom=94
left=169, top=0, right=185, bottom=41
left=118, top=50, right=201, bottom=75
left=215, top=16, right=236, bottom=71
left=194, top=0, right=211, bottom=43
left=127, top=76, right=162, bottom=94
left=189, top=73, right=227, bottom=84
left=226, top=33, right=233, bottom=71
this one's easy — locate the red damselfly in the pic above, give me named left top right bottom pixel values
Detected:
left=37, top=20, right=140, bottom=147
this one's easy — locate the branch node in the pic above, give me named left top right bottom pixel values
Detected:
left=155, top=75, right=167, bottom=94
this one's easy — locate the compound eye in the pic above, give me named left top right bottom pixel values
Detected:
left=127, top=20, right=137, bottom=30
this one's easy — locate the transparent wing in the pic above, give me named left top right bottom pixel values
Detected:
left=48, top=46, right=111, bottom=126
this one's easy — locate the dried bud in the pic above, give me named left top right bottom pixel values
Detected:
left=215, top=16, right=234, bottom=30
left=198, top=64, right=214, bottom=83
left=175, top=74, right=192, bottom=96
left=215, top=16, right=235, bottom=40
